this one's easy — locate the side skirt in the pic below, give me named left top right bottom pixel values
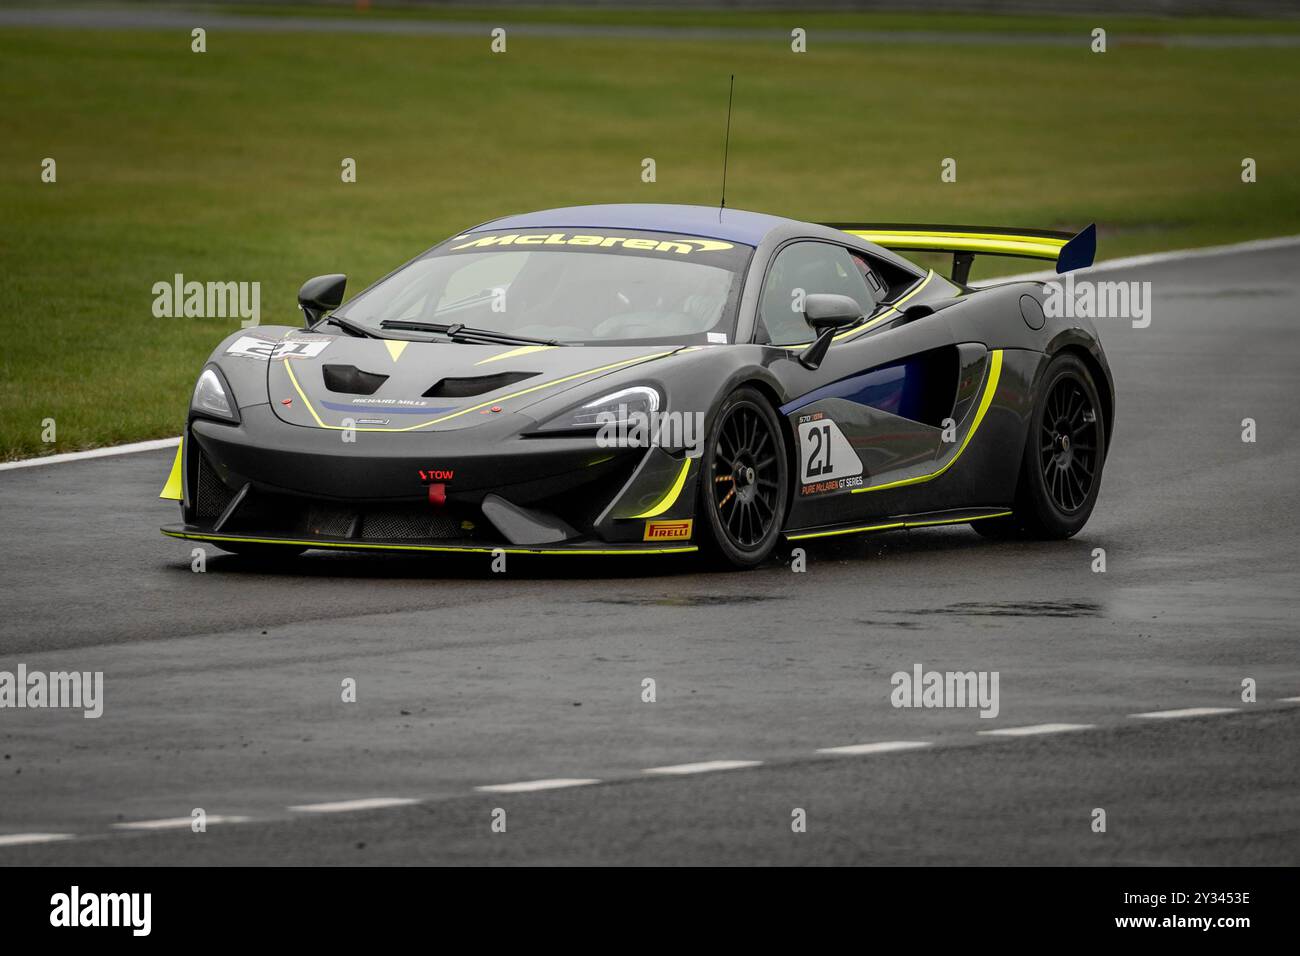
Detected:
left=784, top=507, right=1012, bottom=542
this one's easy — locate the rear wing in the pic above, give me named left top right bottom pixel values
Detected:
left=822, top=222, right=1096, bottom=285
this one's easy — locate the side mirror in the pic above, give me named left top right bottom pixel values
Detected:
left=798, top=293, right=866, bottom=370
left=297, top=274, right=347, bottom=327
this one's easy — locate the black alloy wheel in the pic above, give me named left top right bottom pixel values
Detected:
left=699, top=387, right=789, bottom=567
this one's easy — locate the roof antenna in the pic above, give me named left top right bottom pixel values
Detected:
left=719, top=74, right=734, bottom=222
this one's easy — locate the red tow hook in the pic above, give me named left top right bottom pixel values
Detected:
left=427, top=483, right=447, bottom=508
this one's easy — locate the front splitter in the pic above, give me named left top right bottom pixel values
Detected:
left=160, top=525, right=697, bottom=556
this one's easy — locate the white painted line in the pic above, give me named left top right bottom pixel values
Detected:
left=978, top=723, right=1096, bottom=736
left=288, top=797, right=420, bottom=813
left=643, top=760, right=763, bottom=775
left=1130, top=707, right=1238, bottom=719
left=0, top=832, right=75, bottom=847
left=475, top=778, right=601, bottom=793
left=1278, top=697, right=1300, bottom=703
left=816, top=740, right=933, bottom=755
left=975, top=233, right=1300, bottom=286
left=0, top=436, right=179, bottom=472
left=112, top=815, right=251, bottom=830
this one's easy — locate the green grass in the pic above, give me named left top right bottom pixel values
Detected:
left=215, top=3, right=1300, bottom=36
left=2, top=20, right=1299, bottom=459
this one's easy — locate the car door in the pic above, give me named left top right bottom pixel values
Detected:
left=755, top=240, right=966, bottom=530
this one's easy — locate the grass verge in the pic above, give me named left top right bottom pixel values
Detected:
left=1, top=19, right=1297, bottom=458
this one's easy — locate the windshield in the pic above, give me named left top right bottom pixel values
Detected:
left=335, top=229, right=752, bottom=346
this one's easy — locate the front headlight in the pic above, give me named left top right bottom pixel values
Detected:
left=191, top=368, right=238, bottom=422
left=537, top=385, right=660, bottom=432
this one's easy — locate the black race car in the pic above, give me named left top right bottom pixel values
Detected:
left=160, top=204, right=1113, bottom=568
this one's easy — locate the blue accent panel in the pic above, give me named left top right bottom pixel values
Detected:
left=321, top=400, right=455, bottom=415
left=781, top=366, right=911, bottom=417
left=467, top=204, right=782, bottom=246
left=1057, top=223, right=1097, bottom=274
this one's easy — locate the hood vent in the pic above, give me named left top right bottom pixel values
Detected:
left=423, top=371, right=537, bottom=399
left=322, top=364, right=389, bottom=395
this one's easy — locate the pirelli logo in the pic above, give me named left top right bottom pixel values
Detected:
left=644, top=519, right=693, bottom=541
left=450, top=233, right=734, bottom=255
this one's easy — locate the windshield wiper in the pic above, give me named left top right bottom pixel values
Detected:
left=378, top=320, right=559, bottom=347
left=320, top=314, right=379, bottom=338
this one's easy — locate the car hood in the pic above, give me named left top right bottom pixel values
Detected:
left=258, top=329, right=682, bottom=433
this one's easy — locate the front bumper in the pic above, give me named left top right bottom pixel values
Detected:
left=188, top=404, right=623, bottom=501
left=162, top=406, right=699, bottom=551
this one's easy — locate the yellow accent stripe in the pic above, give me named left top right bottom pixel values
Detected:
left=285, top=361, right=329, bottom=427
left=907, top=511, right=1012, bottom=529
left=162, top=529, right=696, bottom=556
left=786, top=509, right=1013, bottom=542
left=384, top=340, right=409, bottom=362
left=861, top=229, right=1069, bottom=244
left=842, top=268, right=937, bottom=341
left=283, top=350, right=676, bottom=432
left=629, top=458, right=692, bottom=519
left=845, top=230, right=1067, bottom=261
left=780, top=269, right=936, bottom=350
left=474, top=345, right=556, bottom=365
left=789, top=520, right=905, bottom=541
left=851, top=348, right=1004, bottom=495
left=159, top=438, right=184, bottom=500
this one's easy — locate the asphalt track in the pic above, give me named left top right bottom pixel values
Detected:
left=1, top=243, right=1298, bottom=865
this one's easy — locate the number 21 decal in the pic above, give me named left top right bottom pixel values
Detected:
left=226, top=336, right=330, bottom=361
left=797, top=417, right=863, bottom=486
left=805, top=424, right=833, bottom=478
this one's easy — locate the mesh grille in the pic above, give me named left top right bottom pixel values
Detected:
left=361, top=509, right=463, bottom=540
left=300, top=506, right=354, bottom=538
left=195, top=451, right=235, bottom=519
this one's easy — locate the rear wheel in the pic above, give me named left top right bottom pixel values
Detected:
left=973, top=353, right=1106, bottom=540
left=697, top=387, right=789, bottom=568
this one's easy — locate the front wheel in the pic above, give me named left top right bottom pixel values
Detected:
left=697, top=387, right=790, bottom=568
left=974, top=353, right=1107, bottom=540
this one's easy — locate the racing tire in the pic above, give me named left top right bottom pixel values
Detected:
left=697, top=386, right=790, bottom=568
left=973, top=353, right=1106, bottom=540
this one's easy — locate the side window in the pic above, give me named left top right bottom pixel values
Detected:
left=758, top=242, right=876, bottom=345
left=850, top=252, right=889, bottom=300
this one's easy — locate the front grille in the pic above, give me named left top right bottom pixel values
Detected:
left=207, top=478, right=485, bottom=544
left=360, top=509, right=464, bottom=540
left=299, top=505, right=354, bottom=538
left=194, top=451, right=235, bottom=519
